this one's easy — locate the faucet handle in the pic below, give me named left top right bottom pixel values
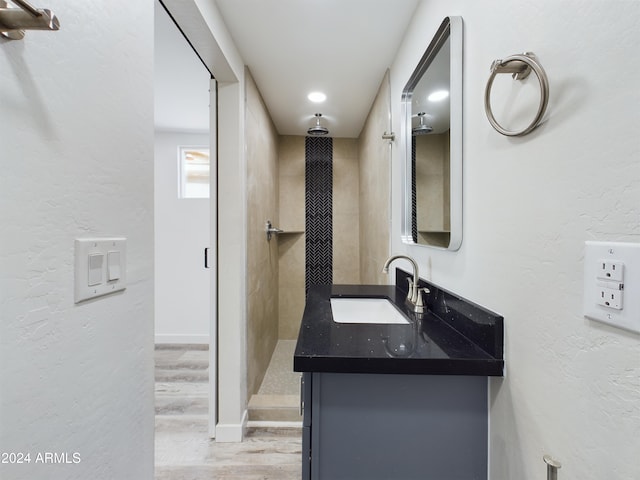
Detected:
left=414, top=287, right=430, bottom=313
left=406, top=278, right=414, bottom=301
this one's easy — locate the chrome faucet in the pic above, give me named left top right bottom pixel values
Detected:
left=381, top=254, right=428, bottom=313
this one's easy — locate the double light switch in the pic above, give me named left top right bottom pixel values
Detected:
left=75, top=237, right=127, bottom=303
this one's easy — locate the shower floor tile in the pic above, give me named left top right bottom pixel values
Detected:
left=257, top=340, right=300, bottom=396
left=249, top=340, right=302, bottom=422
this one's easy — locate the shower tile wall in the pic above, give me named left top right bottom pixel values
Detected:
left=278, top=136, right=306, bottom=340
left=279, top=137, right=306, bottom=234
left=245, top=69, right=280, bottom=396
left=332, top=138, right=360, bottom=284
left=277, top=73, right=391, bottom=338
left=277, top=136, right=360, bottom=339
left=305, top=136, right=334, bottom=291
left=358, top=70, right=391, bottom=284
left=414, top=131, right=450, bottom=247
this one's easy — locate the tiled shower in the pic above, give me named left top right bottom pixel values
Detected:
left=245, top=69, right=393, bottom=421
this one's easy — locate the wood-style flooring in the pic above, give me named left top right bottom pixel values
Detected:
left=155, top=344, right=302, bottom=480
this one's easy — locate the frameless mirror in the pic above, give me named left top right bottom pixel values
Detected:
left=402, top=16, right=463, bottom=250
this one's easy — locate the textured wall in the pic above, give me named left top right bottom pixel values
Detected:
left=0, top=1, right=155, bottom=478
left=245, top=69, right=280, bottom=397
left=154, top=132, right=210, bottom=343
left=358, top=70, right=392, bottom=284
left=390, top=1, right=640, bottom=479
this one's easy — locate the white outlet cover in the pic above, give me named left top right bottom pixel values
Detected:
left=584, top=241, right=640, bottom=334
left=75, top=237, right=127, bottom=303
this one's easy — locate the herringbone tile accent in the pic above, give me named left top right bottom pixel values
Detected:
left=305, top=136, right=333, bottom=294
left=411, top=135, right=418, bottom=243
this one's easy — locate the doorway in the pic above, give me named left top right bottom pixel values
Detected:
left=153, top=0, right=217, bottom=451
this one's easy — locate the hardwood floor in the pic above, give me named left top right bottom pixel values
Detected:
left=155, top=344, right=302, bottom=479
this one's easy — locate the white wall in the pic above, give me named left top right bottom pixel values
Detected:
left=154, top=132, right=210, bottom=343
left=390, top=1, right=639, bottom=479
left=0, top=1, right=154, bottom=479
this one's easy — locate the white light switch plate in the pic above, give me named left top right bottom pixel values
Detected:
left=584, top=241, right=640, bottom=334
left=75, top=237, right=127, bottom=303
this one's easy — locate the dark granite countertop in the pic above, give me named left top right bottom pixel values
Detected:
left=294, top=272, right=504, bottom=376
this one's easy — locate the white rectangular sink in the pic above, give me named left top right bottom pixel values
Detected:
left=330, top=298, right=410, bottom=324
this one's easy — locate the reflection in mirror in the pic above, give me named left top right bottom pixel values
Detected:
left=402, top=17, right=463, bottom=250
left=413, top=129, right=450, bottom=247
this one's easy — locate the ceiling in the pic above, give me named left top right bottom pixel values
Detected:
left=155, top=0, right=421, bottom=138
left=215, top=0, right=420, bottom=138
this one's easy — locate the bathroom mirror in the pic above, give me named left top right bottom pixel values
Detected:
left=401, top=16, right=463, bottom=250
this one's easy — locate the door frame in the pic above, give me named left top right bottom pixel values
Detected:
left=159, top=0, right=247, bottom=442
left=208, top=77, right=218, bottom=437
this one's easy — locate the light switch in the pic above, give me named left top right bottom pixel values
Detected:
left=88, top=253, right=104, bottom=286
left=75, top=237, right=127, bottom=303
left=107, top=251, right=121, bottom=281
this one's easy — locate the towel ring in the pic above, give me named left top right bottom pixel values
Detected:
left=484, top=52, right=549, bottom=136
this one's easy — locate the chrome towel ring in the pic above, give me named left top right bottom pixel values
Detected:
left=484, top=52, right=549, bottom=136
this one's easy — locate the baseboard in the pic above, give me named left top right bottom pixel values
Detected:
left=155, top=334, right=210, bottom=344
left=214, top=409, right=248, bottom=443
left=247, top=420, right=302, bottom=428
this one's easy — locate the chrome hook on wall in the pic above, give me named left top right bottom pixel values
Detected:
left=0, top=0, right=60, bottom=41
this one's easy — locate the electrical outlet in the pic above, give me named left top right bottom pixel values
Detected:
left=597, top=260, right=624, bottom=282
left=596, top=286, right=623, bottom=310
left=584, top=241, right=640, bottom=334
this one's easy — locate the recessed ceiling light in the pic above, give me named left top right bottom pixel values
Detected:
left=308, top=91, right=327, bottom=103
left=428, top=90, right=449, bottom=102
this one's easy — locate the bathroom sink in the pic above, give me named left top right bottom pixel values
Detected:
left=330, top=298, right=410, bottom=324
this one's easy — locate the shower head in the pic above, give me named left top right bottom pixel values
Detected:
left=307, top=113, right=329, bottom=136
left=412, top=112, right=433, bottom=136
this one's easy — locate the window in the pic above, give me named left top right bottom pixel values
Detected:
left=179, top=146, right=210, bottom=198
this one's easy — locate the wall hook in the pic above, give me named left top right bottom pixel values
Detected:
left=0, top=0, right=60, bottom=41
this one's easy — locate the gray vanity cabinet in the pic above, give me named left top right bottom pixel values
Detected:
left=301, top=372, right=312, bottom=480
left=301, top=372, right=488, bottom=480
left=296, top=282, right=504, bottom=479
